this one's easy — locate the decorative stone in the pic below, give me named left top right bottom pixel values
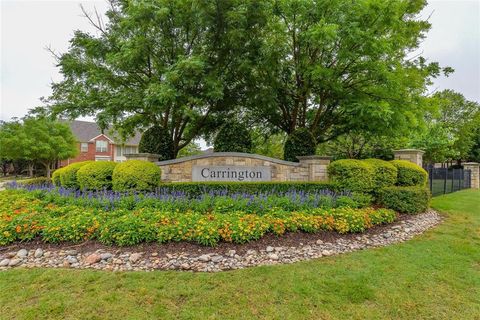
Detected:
left=16, top=249, right=28, bottom=258
left=85, top=253, right=101, bottom=265
left=266, top=246, right=274, bottom=252
left=198, top=254, right=211, bottom=262
left=8, top=258, right=22, bottom=266
left=100, top=253, right=113, bottom=260
left=211, top=255, right=223, bottom=263
left=0, top=210, right=441, bottom=272
left=129, top=253, right=142, bottom=263
left=34, top=248, right=44, bottom=258
left=65, top=250, right=78, bottom=256
left=0, top=259, right=10, bottom=266
left=268, top=253, right=279, bottom=260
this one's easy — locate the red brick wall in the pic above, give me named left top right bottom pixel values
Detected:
left=59, top=135, right=114, bottom=167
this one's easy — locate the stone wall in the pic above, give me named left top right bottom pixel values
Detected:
left=126, top=152, right=331, bottom=183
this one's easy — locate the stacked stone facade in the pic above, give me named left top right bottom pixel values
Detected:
left=393, top=149, right=424, bottom=167
left=126, top=152, right=331, bottom=183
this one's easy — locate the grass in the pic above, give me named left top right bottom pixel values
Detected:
left=1, top=189, right=479, bottom=320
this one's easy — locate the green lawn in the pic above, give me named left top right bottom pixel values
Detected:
left=1, top=190, right=479, bottom=320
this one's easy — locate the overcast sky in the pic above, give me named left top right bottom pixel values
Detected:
left=1, top=0, right=479, bottom=122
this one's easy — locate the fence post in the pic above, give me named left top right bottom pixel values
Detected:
left=443, top=168, right=448, bottom=194
left=463, top=162, right=480, bottom=189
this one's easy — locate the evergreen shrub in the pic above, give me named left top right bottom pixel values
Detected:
left=139, top=126, right=174, bottom=161
left=57, top=161, right=93, bottom=189
left=214, top=122, right=253, bottom=153
left=112, top=160, right=162, bottom=192
left=327, top=159, right=374, bottom=192
left=283, top=128, right=316, bottom=162
left=363, top=158, right=398, bottom=189
left=390, top=160, right=428, bottom=186
left=76, top=161, right=117, bottom=190
left=377, top=186, right=430, bottom=214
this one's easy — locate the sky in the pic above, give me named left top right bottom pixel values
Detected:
left=1, top=0, right=479, bottom=123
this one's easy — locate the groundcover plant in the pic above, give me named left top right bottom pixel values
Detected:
left=0, top=189, right=394, bottom=246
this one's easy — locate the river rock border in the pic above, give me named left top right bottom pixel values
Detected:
left=0, top=210, right=442, bottom=272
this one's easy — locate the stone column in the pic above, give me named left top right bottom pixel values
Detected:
left=124, top=153, right=160, bottom=162
left=393, top=149, right=425, bottom=167
left=463, top=162, right=480, bottom=189
left=297, top=156, right=332, bottom=182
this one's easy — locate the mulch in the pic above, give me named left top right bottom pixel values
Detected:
left=0, top=214, right=413, bottom=256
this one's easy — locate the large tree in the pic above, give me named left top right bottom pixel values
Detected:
left=248, top=0, right=451, bottom=143
left=410, top=90, right=480, bottom=164
left=46, top=0, right=267, bottom=157
left=0, top=118, right=78, bottom=178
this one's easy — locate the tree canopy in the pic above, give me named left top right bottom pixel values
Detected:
left=0, top=118, right=78, bottom=178
left=247, top=0, right=451, bottom=143
left=43, top=0, right=453, bottom=159
left=46, top=0, right=267, bottom=157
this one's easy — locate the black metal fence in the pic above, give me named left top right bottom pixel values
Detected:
left=425, top=167, right=472, bottom=196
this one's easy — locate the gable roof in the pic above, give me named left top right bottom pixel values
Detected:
left=63, top=120, right=142, bottom=145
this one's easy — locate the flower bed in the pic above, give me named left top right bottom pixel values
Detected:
left=0, top=190, right=395, bottom=247
left=7, top=182, right=372, bottom=213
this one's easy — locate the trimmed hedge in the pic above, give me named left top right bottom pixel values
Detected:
left=52, top=167, right=65, bottom=186
left=56, top=161, right=93, bottom=189
left=112, top=160, right=162, bottom=192
left=284, top=128, right=316, bottom=162
left=390, top=160, right=428, bottom=186
left=363, top=158, right=398, bottom=189
left=377, top=186, right=430, bottom=214
left=77, top=161, right=118, bottom=190
left=327, top=159, right=374, bottom=192
left=156, top=181, right=341, bottom=196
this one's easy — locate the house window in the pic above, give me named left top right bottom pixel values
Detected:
left=116, top=145, right=123, bottom=157
left=124, top=146, right=137, bottom=154
left=80, top=143, right=88, bottom=152
left=96, top=140, right=108, bottom=153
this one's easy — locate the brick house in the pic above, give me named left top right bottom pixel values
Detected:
left=59, top=120, right=141, bottom=167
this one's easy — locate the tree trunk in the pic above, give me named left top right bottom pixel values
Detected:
left=28, top=163, right=34, bottom=178
left=43, top=162, right=52, bottom=179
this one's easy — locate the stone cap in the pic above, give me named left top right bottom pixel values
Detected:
left=156, top=152, right=302, bottom=166
left=463, top=162, right=479, bottom=166
left=125, top=153, right=161, bottom=157
left=393, top=149, right=425, bottom=154
left=296, top=155, right=333, bottom=161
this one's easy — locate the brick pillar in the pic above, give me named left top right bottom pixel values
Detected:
left=124, top=153, right=160, bottom=162
left=393, top=149, right=424, bottom=167
left=297, top=156, right=332, bottom=182
left=464, top=162, right=480, bottom=189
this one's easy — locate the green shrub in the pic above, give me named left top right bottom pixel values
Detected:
left=112, top=160, right=162, bottom=192
left=363, top=158, right=398, bottom=189
left=214, top=122, right=253, bottom=153
left=52, top=168, right=65, bottom=186
left=58, top=161, right=93, bottom=189
left=138, top=126, right=174, bottom=161
left=156, top=181, right=340, bottom=196
left=377, top=186, right=430, bottom=214
left=76, top=161, right=118, bottom=190
left=327, top=159, right=374, bottom=192
left=390, top=160, right=428, bottom=186
left=18, top=177, right=52, bottom=186
left=283, top=128, right=316, bottom=162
